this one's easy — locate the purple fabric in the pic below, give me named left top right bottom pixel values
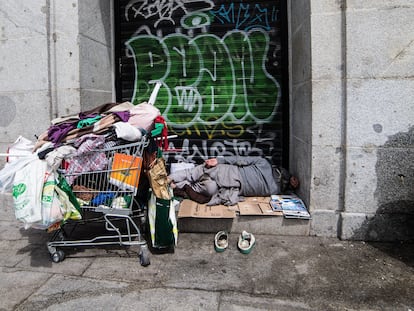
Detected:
left=113, top=111, right=130, bottom=122
left=48, top=122, right=77, bottom=144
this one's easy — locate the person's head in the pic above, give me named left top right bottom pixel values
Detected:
left=272, top=166, right=299, bottom=193
left=290, top=176, right=299, bottom=189
left=199, top=178, right=218, bottom=196
left=204, top=158, right=218, bottom=168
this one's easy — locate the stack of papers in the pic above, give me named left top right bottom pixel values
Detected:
left=270, top=195, right=311, bottom=219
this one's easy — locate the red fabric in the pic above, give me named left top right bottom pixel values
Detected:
left=154, top=115, right=169, bottom=150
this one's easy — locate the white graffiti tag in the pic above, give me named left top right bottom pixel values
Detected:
left=125, top=0, right=214, bottom=27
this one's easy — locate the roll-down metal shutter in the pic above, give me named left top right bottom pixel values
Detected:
left=115, top=0, right=288, bottom=167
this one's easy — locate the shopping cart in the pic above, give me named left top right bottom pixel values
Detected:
left=47, top=135, right=151, bottom=266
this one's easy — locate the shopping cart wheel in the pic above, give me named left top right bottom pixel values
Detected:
left=51, top=250, right=65, bottom=263
left=139, top=245, right=150, bottom=266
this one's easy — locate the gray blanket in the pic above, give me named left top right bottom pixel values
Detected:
left=170, top=156, right=279, bottom=206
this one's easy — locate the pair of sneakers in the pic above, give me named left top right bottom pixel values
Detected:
left=214, top=230, right=256, bottom=254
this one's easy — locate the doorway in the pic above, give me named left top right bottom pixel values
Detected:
left=114, top=0, right=289, bottom=167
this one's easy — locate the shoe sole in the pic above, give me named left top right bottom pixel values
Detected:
left=214, top=246, right=227, bottom=252
left=238, top=241, right=255, bottom=254
left=214, top=231, right=228, bottom=252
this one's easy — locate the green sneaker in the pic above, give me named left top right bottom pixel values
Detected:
left=214, top=231, right=228, bottom=252
left=237, top=230, right=255, bottom=254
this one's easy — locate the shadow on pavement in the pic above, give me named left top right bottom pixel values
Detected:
left=369, top=240, right=414, bottom=268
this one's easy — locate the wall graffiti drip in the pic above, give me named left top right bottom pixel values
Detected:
left=116, top=0, right=287, bottom=165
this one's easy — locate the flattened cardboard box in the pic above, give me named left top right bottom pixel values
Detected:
left=178, top=199, right=236, bottom=218
left=238, top=197, right=283, bottom=216
left=178, top=197, right=282, bottom=218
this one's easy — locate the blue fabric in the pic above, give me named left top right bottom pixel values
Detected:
left=91, top=192, right=115, bottom=205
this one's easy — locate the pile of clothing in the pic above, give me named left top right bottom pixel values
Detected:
left=0, top=101, right=166, bottom=229
left=35, top=101, right=167, bottom=155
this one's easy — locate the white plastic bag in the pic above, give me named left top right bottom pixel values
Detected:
left=6, top=136, right=34, bottom=163
left=37, top=171, right=63, bottom=229
left=0, top=155, right=36, bottom=193
left=0, top=136, right=36, bottom=193
left=13, top=158, right=47, bottom=227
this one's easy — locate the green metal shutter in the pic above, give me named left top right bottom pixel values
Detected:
left=115, top=0, right=288, bottom=167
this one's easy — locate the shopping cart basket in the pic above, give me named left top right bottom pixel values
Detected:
left=47, top=136, right=151, bottom=266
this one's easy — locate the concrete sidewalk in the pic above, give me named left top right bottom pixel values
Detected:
left=0, top=193, right=413, bottom=311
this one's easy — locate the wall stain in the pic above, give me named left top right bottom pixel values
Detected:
left=352, top=126, right=414, bottom=242
left=372, top=123, right=383, bottom=133
left=0, top=96, right=17, bottom=127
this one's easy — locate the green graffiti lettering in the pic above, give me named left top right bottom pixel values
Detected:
left=126, top=35, right=170, bottom=108
left=222, top=31, right=252, bottom=120
left=245, top=30, right=279, bottom=121
left=193, top=34, right=236, bottom=124
left=126, top=29, right=280, bottom=129
left=162, top=34, right=202, bottom=124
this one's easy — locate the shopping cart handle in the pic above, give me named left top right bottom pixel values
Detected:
left=0, top=153, right=33, bottom=157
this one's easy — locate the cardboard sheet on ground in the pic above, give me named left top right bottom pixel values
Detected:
left=237, top=197, right=283, bottom=216
left=177, top=199, right=236, bottom=218
left=177, top=197, right=283, bottom=218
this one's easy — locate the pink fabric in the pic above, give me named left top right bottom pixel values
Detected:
left=128, top=102, right=160, bottom=131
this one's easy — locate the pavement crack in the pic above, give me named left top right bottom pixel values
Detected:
left=12, top=271, right=55, bottom=311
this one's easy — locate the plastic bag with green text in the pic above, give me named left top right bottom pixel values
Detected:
left=12, top=158, right=47, bottom=228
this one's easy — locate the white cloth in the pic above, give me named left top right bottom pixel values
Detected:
left=45, top=145, right=77, bottom=171
left=113, top=122, right=142, bottom=141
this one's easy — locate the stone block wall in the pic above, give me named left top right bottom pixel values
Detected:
left=0, top=1, right=52, bottom=160
left=299, top=0, right=414, bottom=240
left=78, top=0, right=113, bottom=111
left=340, top=1, right=414, bottom=240
left=0, top=0, right=112, bottom=168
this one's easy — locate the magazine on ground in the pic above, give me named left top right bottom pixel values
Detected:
left=269, top=194, right=311, bottom=220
